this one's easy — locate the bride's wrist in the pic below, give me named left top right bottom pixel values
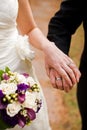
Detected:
left=42, top=41, right=56, bottom=55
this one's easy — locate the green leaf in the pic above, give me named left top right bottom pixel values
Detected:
left=0, top=70, right=4, bottom=80
left=5, top=67, right=10, bottom=73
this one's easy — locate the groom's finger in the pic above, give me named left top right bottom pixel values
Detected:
left=55, top=77, right=63, bottom=90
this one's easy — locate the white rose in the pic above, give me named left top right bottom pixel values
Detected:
left=27, top=77, right=36, bottom=86
left=22, top=91, right=37, bottom=111
left=16, top=73, right=27, bottom=84
left=6, top=102, right=21, bottom=117
left=0, top=83, right=17, bottom=95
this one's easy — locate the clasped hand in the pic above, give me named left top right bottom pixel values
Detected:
left=44, top=42, right=81, bottom=92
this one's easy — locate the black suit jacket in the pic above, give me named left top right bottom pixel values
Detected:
left=47, top=0, right=87, bottom=74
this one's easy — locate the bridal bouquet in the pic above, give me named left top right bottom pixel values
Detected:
left=0, top=67, right=42, bottom=130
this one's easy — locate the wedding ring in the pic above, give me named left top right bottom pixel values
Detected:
left=56, top=77, right=61, bottom=81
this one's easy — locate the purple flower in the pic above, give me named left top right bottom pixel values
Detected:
left=17, top=83, right=29, bottom=103
left=22, top=73, right=29, bottom=78
left=26, top=108, right=36, bottom=121
left=2, top=73, right=9, bottom=80
left=17, top=83, right=30, bottom=91
left=18, top=114, right=26, bottom=128
left=0, top=100, right=7, bottom=110
left=0, top=90, right=4, bottom=98
left=18, top=108, right=36, bottom=128
left=0, top=109, right=18, bottom=127
left=18, top=93, right=25, bottom=103
left=0, top=90, right=7, bottom=110
left=17, top=83, right=30, bottom=103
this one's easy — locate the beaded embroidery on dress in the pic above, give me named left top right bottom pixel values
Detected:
left=0, top=0, right=51, bottom=130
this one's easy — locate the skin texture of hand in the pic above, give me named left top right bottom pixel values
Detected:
left=44, top=43, right=81, bottom=92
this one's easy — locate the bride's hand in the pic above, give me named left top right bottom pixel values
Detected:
left=44, top=42, right=81, bottom=87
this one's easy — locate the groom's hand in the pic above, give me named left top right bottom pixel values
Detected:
left=48, top=68, right=74, bottom=92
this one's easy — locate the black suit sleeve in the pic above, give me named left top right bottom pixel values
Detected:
left=47, top=0, right=83, bottom=54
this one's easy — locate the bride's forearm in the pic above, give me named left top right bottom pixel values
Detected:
left=28, top=27, right=55, bottom=53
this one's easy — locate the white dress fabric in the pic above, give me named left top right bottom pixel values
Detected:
left=0, top=0, right=51, bottom=130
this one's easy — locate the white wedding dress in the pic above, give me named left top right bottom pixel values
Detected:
left=0, top=0, right=51, bottom=130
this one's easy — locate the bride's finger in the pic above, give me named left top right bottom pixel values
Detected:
left=62, top=63, right=77, bottom=85
left=66, top=57, right=81, bottom=82
left=67, top=63, right=81, bottom=82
